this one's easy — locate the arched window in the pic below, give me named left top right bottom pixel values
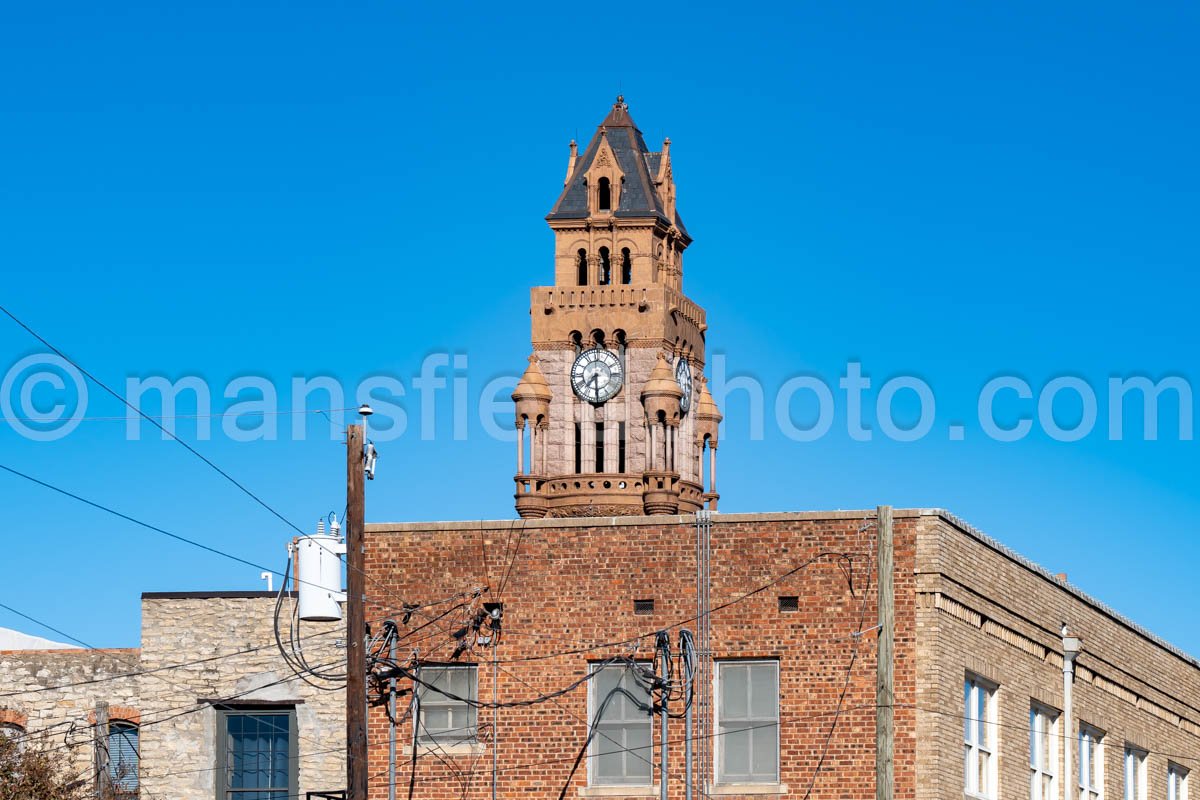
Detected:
left=576, top=249, right=588, bottom=286
left=621, top=248, right=632, bottom=284
left=0, top=722, right=24, bottom=753
left=598, top=247, right=611, bottom=285
left=108, top=721, right=139, bottom=792
left=598, top=177, right=611, bottom=211
left=570, top=331, right=583, bottom=355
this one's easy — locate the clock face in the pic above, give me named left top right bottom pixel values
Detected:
left=571, top=348, right=624, bottom=404
left=675, top=357, right=693, bottom=414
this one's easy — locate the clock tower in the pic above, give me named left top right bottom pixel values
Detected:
left=512, top=97, right=722, bottom=518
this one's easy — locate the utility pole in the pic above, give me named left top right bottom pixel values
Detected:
left=875, top=505, right=894, bottom=800
left=93, top=700, right=110, bottom=799
left=347, top=421, right=367, bottom=800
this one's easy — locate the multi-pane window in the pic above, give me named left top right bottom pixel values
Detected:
left=589, top=663, right=653, bottom=786
left=964, top=675, right=997, bottom=799
left=108, top=721, right=139, bottom=794
left=217, top=708, right=296, bottom=800
left=1168, top=763, right=1189, bottom=800
left=417, top=665, right=477, bottom=745
left=1124, top=747, right=1147, bottom=800
left=716, top=661, right=780, bottom=784
left=1030, top=704, right=1059, bottom=800
left=1078, top=724, right=1103, bottom=800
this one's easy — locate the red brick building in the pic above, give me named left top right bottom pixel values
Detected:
left=362, top=101, right=1200, bottom=800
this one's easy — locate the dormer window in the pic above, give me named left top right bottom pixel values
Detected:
left=598, top=177, right=612, bottom=211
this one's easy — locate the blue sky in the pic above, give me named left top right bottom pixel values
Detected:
left=0, top=1, right=1197, bottom=653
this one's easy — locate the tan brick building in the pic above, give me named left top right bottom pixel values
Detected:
left=359, top=99, right=1200, bottom=800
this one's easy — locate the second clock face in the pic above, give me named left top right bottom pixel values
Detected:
left=572, top=348, right=623, bottom=404
left=675, top=357, right=693, bottom=414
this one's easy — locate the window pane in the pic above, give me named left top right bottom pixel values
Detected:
left=751, top=722, right=778, bottom=779
left=722, top=665, right=748, bottom=719
left=748, top=665, right=776, bottom=719
left=722, top=725, right=750, bottom=779
left=624, top=725, right=652, bottom=781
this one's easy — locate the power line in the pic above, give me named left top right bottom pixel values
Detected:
left=0, top=303, right=415, bottom=621
left=0, top=460, right=465, bottom=628
left=0, top=407, right=356, bottom=424
left=0, top=600, right=100, bottom=652
left=0, top=303, right=308, bottom=538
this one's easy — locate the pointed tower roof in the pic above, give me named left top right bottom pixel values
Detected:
left=695, top=379, right=722, bottom=422
left=511, top=355, right=552, bottom=402
left=547, top=97, right=689, bottom=237
left=641, top=352, right=684, bottom=399
left=600, top=94, right=639, bottom=129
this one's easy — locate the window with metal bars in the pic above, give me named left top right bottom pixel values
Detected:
left=216, top=707, right=296, bottom=800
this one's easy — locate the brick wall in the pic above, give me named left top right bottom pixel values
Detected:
left=364, top=511, right=919, bottom=800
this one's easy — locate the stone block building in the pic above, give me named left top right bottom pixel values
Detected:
left=0, top=591, right=346, bottom=799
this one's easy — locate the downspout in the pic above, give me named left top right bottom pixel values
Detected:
left=660, top=638, right=670, bottom=800
left=388, top=630, right=397, bottom=800
left=1062, top=624, right=1082, bottom=800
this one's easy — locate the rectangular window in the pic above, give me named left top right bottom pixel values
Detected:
left=716, top=661, right=780, bottom=785
left=1030, top=703, right=1059, bottom=800
left=1079, top=724, right=1104, bottom=800
left=1124, top=747, right=1146, bottom=800
left=217, top=707, right=297, bottom=800
left=574, top=423, right=582, bottom=474
left=595, top=422, right=605, bottom=472
left=417, top=665, right=477, bottom=745
left=964, top=674, right=997, bottom=799
left=589, top=663, right=653, bottom=786
left=107, top=721, right=139, bottom=795
left=1168, top=763, right=1189, bottom=800
left=618, top=422, right=626, bottom=473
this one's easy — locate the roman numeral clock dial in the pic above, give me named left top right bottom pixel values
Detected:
left=571, top=348, right=623, bottom=404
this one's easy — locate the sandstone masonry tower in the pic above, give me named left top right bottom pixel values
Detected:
left=512, top=97, right=722, bottom=518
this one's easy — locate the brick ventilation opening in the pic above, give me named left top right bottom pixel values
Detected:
left=778, top=595, right=799, bottom=613
left=633, top=599, right=655, bottom=615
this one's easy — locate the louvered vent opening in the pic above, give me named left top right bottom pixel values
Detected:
left=778, top=595, right=799, bottom=613
left=634, top=599, right=655, bottom=615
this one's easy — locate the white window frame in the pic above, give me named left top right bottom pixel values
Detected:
left=714, top=660, right=781, bottom=786
left=964, top=674, right=998, bottom=800
left=1078, top=723, right=1103, bottom=800
left=1123, top=746, right=1147, bottom=800
left=415, top=664, right=478, bottom=747
left=1168, top=763, right=1189, bottom=800
left=587, top=662, right=654, bottom=787
left=1030, top=703, right=1060, bottom=800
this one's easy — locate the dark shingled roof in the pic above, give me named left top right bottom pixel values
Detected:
left=547, top=98, right=688, bottom=237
